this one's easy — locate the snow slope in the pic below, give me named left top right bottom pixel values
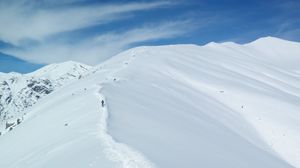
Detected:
left=0, top=37, right=299, bottom=168
left=0, top=61, right=94, bottom=134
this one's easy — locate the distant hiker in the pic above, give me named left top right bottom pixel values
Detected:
left=17, top=118, right=21, bottom=125
left=101, top=100, right=105, bottom=107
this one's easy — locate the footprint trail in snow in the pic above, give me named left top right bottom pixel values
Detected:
left=95, top=85, right=155, bottom=168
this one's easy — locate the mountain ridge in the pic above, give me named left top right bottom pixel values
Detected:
left=0, top=61, right=94, bottom=134
left=0, top=36, right=299, bottom=167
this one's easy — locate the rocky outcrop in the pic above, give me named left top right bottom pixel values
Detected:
left=0, top=61, right=94, bottom=134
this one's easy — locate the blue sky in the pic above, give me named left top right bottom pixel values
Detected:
left=0, top=0, right=299, bottom=73
left=0, top=52, right=44, bottom=73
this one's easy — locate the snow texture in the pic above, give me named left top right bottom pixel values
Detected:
left=95, top=85, right=155, bottom=168
left=0, top=37, right=299, bottom=168
left=0, top=61, right=94, bottom=134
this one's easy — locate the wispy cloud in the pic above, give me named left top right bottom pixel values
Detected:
left=0, top=0, right=203, bottom=65
left=266, top=0, right=300, bottom=41
left=3, top=20, right=195, bottom=64
left=0, top=0, right=186, bottom=65
left=0, top=0, right=172, bottom=45
left=1, top=0, right=300, bottom=67
left=275, top=28, right=300, bottom=41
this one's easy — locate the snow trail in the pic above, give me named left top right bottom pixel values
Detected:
left=95, top=85, right=155, bottom=168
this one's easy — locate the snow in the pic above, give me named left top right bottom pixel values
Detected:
left=0, top=61, right=93, bottom=134
left=99, top=41, right=300, bottom=167
left=0, top=84, right=114, bottom=168
left=0, top=37, right=299, bottom=167
left=95, top=85, right=155, bottom=168
left=246, top=36, right=300, bottom=70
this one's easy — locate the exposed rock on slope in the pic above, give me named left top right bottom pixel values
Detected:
left=0, top=61, right=94, bottom=134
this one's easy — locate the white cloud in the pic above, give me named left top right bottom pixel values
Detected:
left=0, top=0, right=172, bottom=45
left=2, top=20, right=194, bottom=65
left=0, top=0, right=201, bottom=65
left=95, top=21, right=190, bottom=45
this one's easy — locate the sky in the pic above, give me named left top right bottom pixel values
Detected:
left=0, top=0, right=300, bottom=73
left=0, top=52, right=44, bottom=73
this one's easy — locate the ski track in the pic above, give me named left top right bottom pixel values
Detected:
left=94, top=85, right=155, bottom=168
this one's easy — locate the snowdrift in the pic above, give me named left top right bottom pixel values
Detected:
left=0, top=37, right=299, bottom=168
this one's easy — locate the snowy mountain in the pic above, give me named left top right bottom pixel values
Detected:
left=0, top=61, right=94, bottom=134
left=0, top=37, right=299, bottom=168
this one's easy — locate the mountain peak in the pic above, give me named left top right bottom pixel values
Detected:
left=247, top=36, right=298, bottom=46
left=27, top=61, right=92, bottom=79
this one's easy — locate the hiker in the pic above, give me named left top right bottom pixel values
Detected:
left=101, top=100, right=105, bottom=107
